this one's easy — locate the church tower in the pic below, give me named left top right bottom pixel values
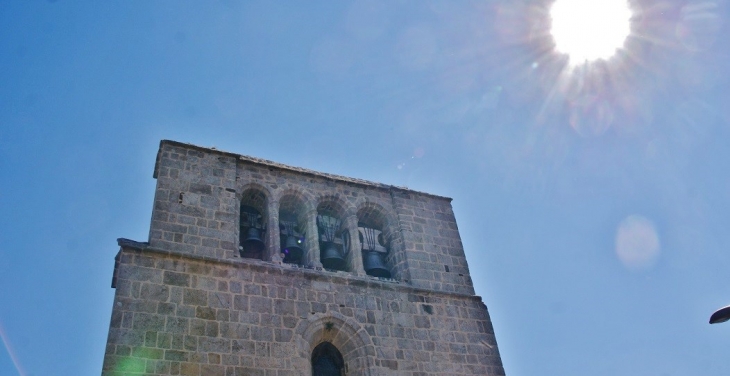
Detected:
left=102, top=140, right=506, bottom=375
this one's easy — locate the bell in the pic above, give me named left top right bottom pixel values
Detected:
left=321, top=242, right=346, bottom=271
left=363, top=251, right=390, bottom=278
left=241, top=227, right=265, bottom=256
left=282, top=235, right=304, bottom=264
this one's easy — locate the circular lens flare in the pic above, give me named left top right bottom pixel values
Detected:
left=550, top=0, right=631, bottom=64
left=615, top=215, right=660, bottom=270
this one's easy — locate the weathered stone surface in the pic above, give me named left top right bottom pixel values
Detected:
left=102, top=140, right=506, bottom=376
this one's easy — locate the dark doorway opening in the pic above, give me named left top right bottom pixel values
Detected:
left=311, top=341, right=344, bottom=376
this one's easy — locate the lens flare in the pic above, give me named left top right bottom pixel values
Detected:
left=111, top=356, right=146, bottom=373
left=615, top=215, right=660, bottom=270
left=0, top=322, right=27, bottom=376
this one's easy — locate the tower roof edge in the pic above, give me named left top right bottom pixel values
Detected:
left=154, top=139, right=453, bottom=202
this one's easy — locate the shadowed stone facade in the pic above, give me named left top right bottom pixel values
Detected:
left=102, top=140, right=506, bottom=375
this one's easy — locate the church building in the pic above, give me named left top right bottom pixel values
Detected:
left=102, top=140, right=506, bottom=375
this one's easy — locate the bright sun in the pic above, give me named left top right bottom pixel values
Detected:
left=550, top=0, right=632, bottom=64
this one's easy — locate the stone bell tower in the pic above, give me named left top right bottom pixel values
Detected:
left=102, top=140, right=506, bottom=376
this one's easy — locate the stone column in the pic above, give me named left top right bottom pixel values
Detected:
left=344, top=214, right=366, bottom=276
left=304, top=210, right=322, bottom=269
left=266, top=200, right=282, bottom=263
left=382, top=223, right=401, bottom=280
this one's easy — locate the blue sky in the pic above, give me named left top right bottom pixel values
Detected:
left=2, top=1, right=730, bottom=375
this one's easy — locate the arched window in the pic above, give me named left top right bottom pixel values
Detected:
left=317, top=199, right=349, bottom=272
left=311, top=342, right=344, bottom=376
left=239, top=188, right=267, bottom=260
left=279, top=192, right=308, bottom=266
left=357, top=204, right=392, bottom=279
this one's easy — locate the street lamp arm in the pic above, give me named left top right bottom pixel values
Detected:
left=710, top=305, right=730, bottom=324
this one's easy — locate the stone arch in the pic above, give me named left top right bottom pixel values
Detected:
left=239, top=183, right=270, bottom=214
left=316, top=195, right=356, bottom=272
left=294, top=312, right=375, bottom=376
left=276, top=188, right=316, bottom=265
left=356, top=201, right=402, bottom=280
left=237, top=182, right=274, bottom=203
left=315, top=194, right=355, bottom=220
left=276, top=187, right=316, bottom=224
left=354, top=200, right=399, bottom=245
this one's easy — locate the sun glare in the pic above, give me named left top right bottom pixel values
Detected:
left=550, top=0, right=632, bottom=64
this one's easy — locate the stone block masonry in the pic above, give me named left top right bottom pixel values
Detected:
left=102, top=140, right=506, bottom=375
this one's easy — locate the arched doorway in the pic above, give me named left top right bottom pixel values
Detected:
left=311, top=342, right=344, bottom=376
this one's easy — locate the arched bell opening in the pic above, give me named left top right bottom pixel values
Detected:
left=239, top=188, right=268, bottom=260
left=279, top=193, right=308, bottom=266
left=311, top=342, right=345, bottom=376
left=316, top=199, right=349, bottom=272
left=357, top=204, right=393, bottom=279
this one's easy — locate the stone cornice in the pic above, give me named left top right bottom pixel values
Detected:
left=153, top=139, right=453, bottom=202
left=116, top=238, right=486, bottom=305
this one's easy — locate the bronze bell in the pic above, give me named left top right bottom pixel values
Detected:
left=321, top=242, right=346, bottom=271
left=363, top=250, right=391, bottom=278
left=282, top=235, right=304, bottom=264
left=241, top=227, right=265, bottom=257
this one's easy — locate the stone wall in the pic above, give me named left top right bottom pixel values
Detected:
left=149, top=144, right=239, bottom=260
left=102, top=140, right=505, bottom=375
left=389, top=191, right=474, bottom=295
left=147, top=140, right=474, bottom=295
left=102, top=242, right=505, bottom=376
